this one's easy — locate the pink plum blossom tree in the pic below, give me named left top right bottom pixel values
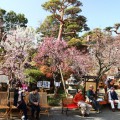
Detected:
left=34, top=37, right=92, bottom=96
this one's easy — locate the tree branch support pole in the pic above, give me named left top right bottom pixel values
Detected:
left=59, top=65, right=68, bottom=97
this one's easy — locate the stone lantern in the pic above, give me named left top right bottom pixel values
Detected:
left=66, top=74, right=78, bottom=96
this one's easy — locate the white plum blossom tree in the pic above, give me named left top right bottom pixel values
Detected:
left=1, top=26, right=35, bottom=82
left=88, top=29, right=120, bottom=81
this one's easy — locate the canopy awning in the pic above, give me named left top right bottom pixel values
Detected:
left=0, top=75, right=9, bottom=84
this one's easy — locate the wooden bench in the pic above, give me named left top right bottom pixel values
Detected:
left=99, top=100, right=108, bottom=105
left=62, top=97, right=107, bottom=116
left=62, top=98, right=78, bottom=115
left=0, top=92, right=10, bottom=119
left=9, top=92, right=24, bottom=119
left=39, top=92, right=51, bottom=116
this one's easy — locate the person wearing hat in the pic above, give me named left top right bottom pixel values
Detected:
left=73, top=89, right=92, bottom=117
left=108, top=87, right=120, bottom=112
left=107, top=79, right=115, bottom=90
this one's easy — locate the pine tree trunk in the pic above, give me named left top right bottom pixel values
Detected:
left=57, top=7, right=64, bottom=40
left=57, top=23, right=63, bottom=40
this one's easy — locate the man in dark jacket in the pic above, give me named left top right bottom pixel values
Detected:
left=108, top=87, right=120, bottom=111
left=29, top=87, right=40, bottom=120
left=86, top=85, right=100, bottom=113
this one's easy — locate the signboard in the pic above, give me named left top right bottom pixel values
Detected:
left=107, top=76, right=114, bottom=79
left=37, top=81, right=50, bottom=88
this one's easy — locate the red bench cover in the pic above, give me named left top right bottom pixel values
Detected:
left=63, top=103, right=78, bottom=109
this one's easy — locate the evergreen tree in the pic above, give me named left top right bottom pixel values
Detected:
left=37, top=0, right=89, bottom=41
left=0, top=8, right=28, bottom=40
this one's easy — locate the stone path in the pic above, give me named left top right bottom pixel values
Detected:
left=1, top=105, right=120, bottom=120
left=40, top=106, right=120, bottom=120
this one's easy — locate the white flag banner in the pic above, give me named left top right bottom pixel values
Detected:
left=54, top=82, right=61, bottom=87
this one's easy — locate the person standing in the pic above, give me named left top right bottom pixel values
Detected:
left=29, top=87, right=40, bottom=120
left=73, top=89, right=92, bottom=117
left=13, top=85, right=28, bottom=120
left=86, top=85, right=100, bottom=113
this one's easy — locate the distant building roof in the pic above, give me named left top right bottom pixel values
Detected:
left=0, top=70, right=3, bottom=75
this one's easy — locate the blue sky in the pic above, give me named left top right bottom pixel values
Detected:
left=80, top=0, right=120, bottom=30
left=0, top=0, right=120, bottom=32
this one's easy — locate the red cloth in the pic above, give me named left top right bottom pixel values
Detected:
left=73, top=93, right=85, bottom=103
left=66, top=103, right=78, bottom=109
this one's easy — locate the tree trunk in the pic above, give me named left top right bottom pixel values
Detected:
left=57, top=23, right=63, bottom=40
left=54, top=86, right=59, bottom=97
left=57, top=7, right=64, bottom=40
